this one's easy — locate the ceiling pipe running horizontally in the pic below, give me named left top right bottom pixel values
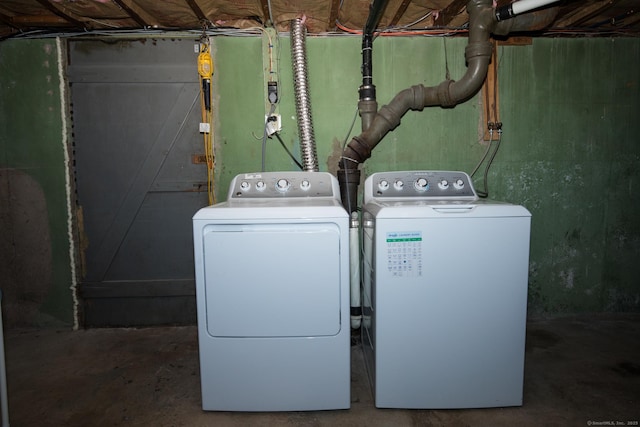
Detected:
left=337, top=0, right=560, bottom=214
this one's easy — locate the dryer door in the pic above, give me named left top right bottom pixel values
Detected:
left=202, top=222, right=342, bottom=338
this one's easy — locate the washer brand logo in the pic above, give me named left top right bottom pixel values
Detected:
left=386, top=231, right=422, bottom=242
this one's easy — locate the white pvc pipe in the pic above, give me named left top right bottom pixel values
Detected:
left=511, top=0, right=561, bottom=16
left=361, top=222, right=373, bottom=329
left=349, top=216, right=361, bottom=329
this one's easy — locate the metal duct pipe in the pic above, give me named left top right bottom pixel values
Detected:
left=337, top=0, right=559, bottom=214
left=290, top=18, right=319, bottom=172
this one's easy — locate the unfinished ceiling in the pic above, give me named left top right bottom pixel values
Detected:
left=1, top=0, right=639, bottom=39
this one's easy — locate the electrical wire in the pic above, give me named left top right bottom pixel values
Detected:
left=340, top=107, right=361, bottom=214
left=274, top=132, right=303, bottom=170
left=261, top=103, right=277, bottom=172
left=335, top=20, right=468, bottom=36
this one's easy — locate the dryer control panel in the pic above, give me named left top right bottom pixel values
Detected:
left=364, top=171, right=477, bottom=203
left=229, top=171, right=339, bottom=199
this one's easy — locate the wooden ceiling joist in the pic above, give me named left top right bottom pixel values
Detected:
left=620, top=9, right=640, bottom=28
left=0, top=12, right=21, bottom=29
left=111, top=0, right=159, bottom=28
left=389, top=0, right=412, bottom=27
left=555, top=0, right=618, bottom=27
left=259, top=0, right=272, bottom=25
left=185, top=0, right=208, bottom=23
left=328, top=0, right=341, bottom=31
left=434, top=0, right=467, bottom=27
left=34, top=0, right=85, bottom=28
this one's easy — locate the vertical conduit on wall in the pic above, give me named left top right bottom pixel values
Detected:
left=290, top=18, right=319, bottom=172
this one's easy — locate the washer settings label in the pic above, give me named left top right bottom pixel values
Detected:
left=386, top=231, right=423, bottom=278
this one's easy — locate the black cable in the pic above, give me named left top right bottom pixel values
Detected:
left=274, top=132, right=303, bottom=170
left=341, top=108, right=361, bottom=214
left=261, top=103, right=277, bottom=172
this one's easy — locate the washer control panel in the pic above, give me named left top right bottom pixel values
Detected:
left=229, top=171, right=339, bottom=199
left=364, top=170, right=477, bottom=203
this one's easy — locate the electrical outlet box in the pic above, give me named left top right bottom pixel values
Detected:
left=265, top=114, right=282, bottom=136
left=199, top=122, right=211, bottom=133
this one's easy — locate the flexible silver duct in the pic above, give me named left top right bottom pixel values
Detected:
left=290, top=18, right=319, bottom=172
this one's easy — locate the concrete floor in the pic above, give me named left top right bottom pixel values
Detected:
left=3, top=314, right=639, bottom=427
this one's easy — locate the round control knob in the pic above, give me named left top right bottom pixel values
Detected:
left=256, top=181, right=266, bottom=191
left=300, top=179, right=311, bottom=190
left=394, top=180, right=404, bottom=191
left=240, top=181, right=250, bottom=191
left=438, top=179, right=449, bottom=190
left=276, top=178, right=290, bottom=192
left=378, top=180, right=390, bottom=191
left=453, top=178, right=465, bottom=190
left=414, top=178, right=429, bottom=191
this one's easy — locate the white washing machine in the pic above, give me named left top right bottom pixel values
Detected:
left=361, top=170, right=531, bottom=409
left=192, top=171, right=350, bottom=411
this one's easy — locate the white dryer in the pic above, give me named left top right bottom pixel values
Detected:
left=192, top=171, right=350, bottom=411
left=361, top=170, right=531, bottom=409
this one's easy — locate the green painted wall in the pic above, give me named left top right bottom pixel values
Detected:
left=0, top=39, right=74, bottom=326
left=496, top=38, right=640, bottom=313
left=212, top=35, right=640, bottom=314
left=0, top=35, right=637, bottom=323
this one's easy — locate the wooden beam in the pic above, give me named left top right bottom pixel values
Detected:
left=482, top=39, right=500, bottom=141
left=555, top=0, right=618, bottom=27
left=33, top=0, right=85, bottom=28
left=0, top=11, right=21, bottom=29
left=111, top=0, right=159, bottom=28
left=328, top=0, right=341, bottom=31
left=10, top=15, right=71, bottom=27
left=620, top=9, right=640, bottom=28
left=389, top=0, right=412, bottom=27
left=259, top=0, right=271, bottom=24
left=434, top=0, right=467, bottom=27
left=185, top=0, right=208, bottom=23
